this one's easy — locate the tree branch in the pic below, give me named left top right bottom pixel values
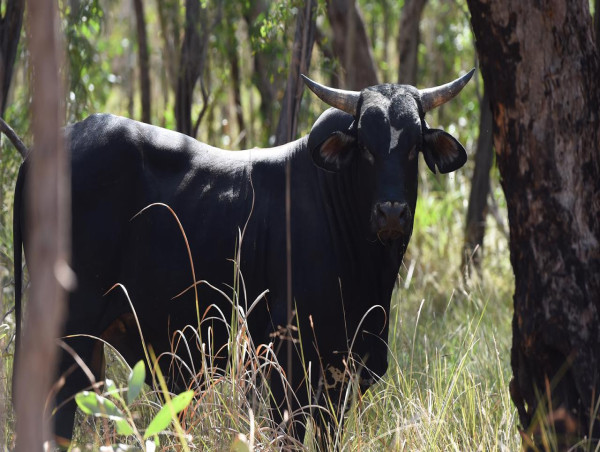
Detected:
left=0, top=116, right=28, bottom=158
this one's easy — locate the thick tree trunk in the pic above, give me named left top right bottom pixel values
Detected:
left=274, top=0, right=317, bottom=145
left=463, top=89, right=493, bottom=272
left=15, top=0, right=69, bottom=449
left=326, top=0, right=378, bottom=89
left=397, top=0, right=427, bottom=85
left=0, top=0, right=25, bottom=117
left=467, top=0, right=600, bottom=447
left=133, top=0, right=151, bottom=123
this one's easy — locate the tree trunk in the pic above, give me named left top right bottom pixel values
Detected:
left=314, top=25, right=340, bottom=88
left=133, top=0, right=151, bottom=123
left=326, top=0, right=378, bottom=89
left=463, top=89, right=493, bottom=272
left=175, top=0, right=208, bottom=136
left=0, top=0, right=25, bottom=117
left=467, top=0, right=600, bottom=447
left=242, top=0, right=283, bottom=144
left=274, top=0, right=317, bottom=145
left=15, top=0, right=69, bottom=449
left=156, top=0, right=181, bottom=93
left=595, top=0, right=600, bottom=46
left=397, top=0, right=427, bottom=85
left=228, top=29, right=246, bottom=148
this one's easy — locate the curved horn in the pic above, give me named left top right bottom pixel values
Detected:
left=301, top=74, right=360, bottom=117
left=419, top=68, right=475, bottom=112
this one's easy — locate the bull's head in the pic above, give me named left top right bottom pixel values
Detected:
left=303, top=70, right=474, bottom=243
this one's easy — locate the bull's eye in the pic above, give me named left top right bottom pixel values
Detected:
left=408, top=145, right=417, bottom=161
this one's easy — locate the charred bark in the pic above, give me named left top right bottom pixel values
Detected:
left=326, top=0, right=378, bottom=89
left=133, top=0, right=151, bottom=123
left=0, top=0, right=25, bottom=117
left=463, top=89, right=493, bottom=272
left=397, top=0, right=427, bottom=85
left=467, top=0, right=600, bottom=447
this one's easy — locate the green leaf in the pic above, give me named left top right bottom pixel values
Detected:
left=75, top=391, right=125, bottom=421
left=143, top=390, right=194, bottom=439
left=168, top=390, right=195, bottom=412
left=127, top=361, right=146, bottom=404
left=104, top=378, right=119, bottom=396
left=76, top=391, right=134, bottom=437
left=115, top=418, right=134, bottom=436
left=143, top=409, right=170, bottom=439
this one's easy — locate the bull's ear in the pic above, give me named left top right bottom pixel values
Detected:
left=422, top=128, right=467, bottom=174
left=311, top=131, right=356, bottom=172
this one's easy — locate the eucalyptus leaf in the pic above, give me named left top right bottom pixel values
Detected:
left=115, top=418, right=134, bottom=436
left=75, top=391, right=126, bottom=421
left=143, top=390, right=195, bottom=439
left=127, top=360, right=146, bottom=404
left=105, top=378, right=119, bottom=397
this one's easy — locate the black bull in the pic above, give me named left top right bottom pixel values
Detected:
left=13, top=70, right=473, bottom=444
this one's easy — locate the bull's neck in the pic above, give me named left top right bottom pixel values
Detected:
left=316, top=158, right=405, bottom=269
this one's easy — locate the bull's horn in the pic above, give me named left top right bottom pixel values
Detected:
left=419, top=68, right=475, bottom=112
left=301, top=74, right=360, bottom=117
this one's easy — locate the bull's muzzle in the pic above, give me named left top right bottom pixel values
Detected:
left=373, top=201, right=411, bottom=241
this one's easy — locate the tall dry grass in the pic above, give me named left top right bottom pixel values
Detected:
left=2, top=166, right=521, bottom=451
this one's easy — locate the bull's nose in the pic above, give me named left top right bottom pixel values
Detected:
left=374, top=201, right=410, bottom=240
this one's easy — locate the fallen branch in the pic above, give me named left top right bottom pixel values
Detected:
left=0, top=117, right=28, bottom=159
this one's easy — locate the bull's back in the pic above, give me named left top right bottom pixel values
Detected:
left=65, top=115, right=276, bottom=340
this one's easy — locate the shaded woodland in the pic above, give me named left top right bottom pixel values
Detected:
left=0, top=0, right=598, bottom=450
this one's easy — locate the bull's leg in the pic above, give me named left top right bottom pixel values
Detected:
left=269, top=357, right=305, bottom=444
left=52, top=336, right=104, bottom=447
left=268, top=343, right=320, bottom=448
left=270, top=355, right=348, bottom=449
left=311, top=355, right=355, bottom=451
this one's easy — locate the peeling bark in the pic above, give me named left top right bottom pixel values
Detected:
left=467, top=0, right=600, bottom=447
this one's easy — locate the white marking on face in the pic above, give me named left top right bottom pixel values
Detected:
left=390, top=126, right=404, bottom=153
